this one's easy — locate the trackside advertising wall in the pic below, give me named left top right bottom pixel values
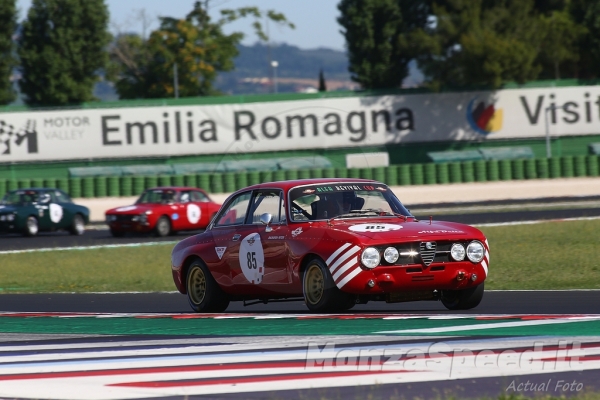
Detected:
left=1, top=86, right=600, bottom=163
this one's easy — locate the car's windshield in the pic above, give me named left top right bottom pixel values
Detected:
left=1, top=190, right=40, bottom=205
left=136, top=189, right=177, bottom=204
left=288, top=183, right=412, bottom=221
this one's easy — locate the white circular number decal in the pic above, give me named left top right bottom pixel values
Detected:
left=238, top=233, right=265, bottom=284
left=49, top=203, right=63, bottom=223
left=348, top=223, right=403, bottom=232
left=187, top=204, right=201, bottom=224
left=116, top=206, right=137, bottom=212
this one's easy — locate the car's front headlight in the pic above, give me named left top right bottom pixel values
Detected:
left=450, top=243, right=465, bottom=261
left=106, top=215, right=116, bottom=222
left=466, top=241, right=485, bottom=263
left=361, top=247, right=381, bottom=269
left=383, top=247, right=399, bottom=263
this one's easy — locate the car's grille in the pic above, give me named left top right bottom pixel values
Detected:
left=115, top=215, right=134, bottom=222
left=419, top=241, right=437, bottom=266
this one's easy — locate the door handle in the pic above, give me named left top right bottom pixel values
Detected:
left=232, top=234, right=241, bottom=241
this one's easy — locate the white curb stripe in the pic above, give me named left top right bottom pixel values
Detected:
left=377, top=316, right=600, bottom=334
left=0, top=241, right=178, bottom=255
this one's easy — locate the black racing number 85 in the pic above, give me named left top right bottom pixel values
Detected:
left=247, top=252, right=257, bottom=269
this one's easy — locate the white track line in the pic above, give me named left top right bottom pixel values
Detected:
left=0, top=241, right=177, bottom=255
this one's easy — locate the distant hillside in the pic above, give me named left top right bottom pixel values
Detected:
left=215, top=43, right=356, bottom=94
left=16, top=43, right=422, bottom=103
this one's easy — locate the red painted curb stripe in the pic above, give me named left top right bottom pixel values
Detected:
left=109, top=369, right=413, bottom=388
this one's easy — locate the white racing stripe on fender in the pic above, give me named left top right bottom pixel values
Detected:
left=336, top=267, right=361, bottom=288
left=328, top=246, right=360, bottom=275
left=325, top=243, right=351, bottom=265
left=332, top=258, right=358, bottom=281
left=481, top=260, right=488, bottom=276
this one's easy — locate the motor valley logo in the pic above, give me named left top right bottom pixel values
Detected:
left=466, top=97, right=503, bottom=136
left=0, top=120, right=38, bottom=155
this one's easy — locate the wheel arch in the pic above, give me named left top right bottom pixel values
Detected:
left=298, top=253, right=323, bottom=281
left=180, top=255, right=204, bottom=294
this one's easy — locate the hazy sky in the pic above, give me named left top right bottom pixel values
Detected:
left=15, top=0, right=346, bottom=51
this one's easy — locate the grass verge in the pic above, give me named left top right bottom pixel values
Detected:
left=0, top=244, right=175, bottom=293
left=0, top=219, right=599, bottom=293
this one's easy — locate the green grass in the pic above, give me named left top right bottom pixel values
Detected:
left=479, top=219, right=600, bottom=290
left=0, top=219, right=599, bottom=293
left=0, top=244, right=176, bottom=293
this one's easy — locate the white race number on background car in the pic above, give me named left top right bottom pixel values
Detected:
left=49, top=203, right=63, bottom=223
left=187, top=204, right=201, bottom=224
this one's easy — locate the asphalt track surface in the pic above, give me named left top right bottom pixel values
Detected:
left=1, top=290, right=599, bottom=314
left=1, top=195, right=600, bottom=252
left=1, top=197, right=599, bottom=399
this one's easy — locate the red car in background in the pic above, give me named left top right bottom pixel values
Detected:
left=105, top=187, right=221, bottom=237
left=171, top=178, right=490, bottom=313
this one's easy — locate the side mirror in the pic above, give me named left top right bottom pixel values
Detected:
left=260, top=213, right=273, bottom=232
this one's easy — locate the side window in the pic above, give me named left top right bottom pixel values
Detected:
left=214, top=192, right=252, bottom=227
left=55, top=190, right=72, bottom=203
left=38, top=191, right=51, bottom=203
left=191, top=190, right=209, bottom=202
left=246, top=190, right=283, bottom=224
left=179, top=191, right=191, bottom=203
left=280, top=195, right=286, bottom=222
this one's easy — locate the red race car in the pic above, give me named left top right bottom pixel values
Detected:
left=171, top=178, right=490, bottom=313
left=105, top=187, right=221, bottom=237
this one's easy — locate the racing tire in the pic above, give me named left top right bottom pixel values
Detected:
left=24, top=216, right=39, bottom=237
left=69, top=214, right=85, bottom=235
left=155, top=216, right=171, bottom=237
left=302, top=258, right=356, bottom=313
left=441, top=283, right=484, bottom=310
left=186, top=259, right=230, bottom=313
left=109, top=228, right=124, bottom=237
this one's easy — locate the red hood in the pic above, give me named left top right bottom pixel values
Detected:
left=325, top=217, right=484, bottom=243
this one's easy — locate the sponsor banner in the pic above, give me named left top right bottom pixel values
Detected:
left=1, top=86, right=599, bottom=162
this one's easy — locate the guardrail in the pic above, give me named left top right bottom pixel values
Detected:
left=0, top=155, right=598, bottom=198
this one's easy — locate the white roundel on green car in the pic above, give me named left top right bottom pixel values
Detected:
left=187, top=204, right=201, bottom=224
left=239, top=233, right=265, bottom=284
left=49, top=203, right=63, bottom=223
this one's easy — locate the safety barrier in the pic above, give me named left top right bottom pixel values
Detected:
left=67, top=156, right=333, bottom=178
left=1, top=155, right=599, bottom=198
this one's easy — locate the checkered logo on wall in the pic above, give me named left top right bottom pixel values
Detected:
left=0, top=119, right=38, bottom=155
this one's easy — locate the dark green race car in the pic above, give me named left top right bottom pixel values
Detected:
left=0, top=188, right=90, bottom=236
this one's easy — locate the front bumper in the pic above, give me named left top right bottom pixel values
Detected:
left=107, top=221, right=153, bottom=233
left=341, top=261, right=487, bottom=294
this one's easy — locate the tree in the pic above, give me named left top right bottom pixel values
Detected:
left=17, top=0, right=111, bottom=106
left=0, top=0, right=17, bottom=105
left=569, top=0, right=600, bottom=79
left=536, top=8, right=586, bottom=80
left=337, top=0, right=430, bottom=90
left=413, top=0, right=544, bottom=90
left=109, top=1, right=294, bottom=99
left=318, top=69, right=327, bottom=92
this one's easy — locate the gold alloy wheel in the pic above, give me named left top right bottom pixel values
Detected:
left=304, top=264, right=325, bottom=305
left=188, top=266, right=207, bottom=305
